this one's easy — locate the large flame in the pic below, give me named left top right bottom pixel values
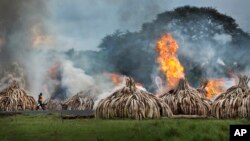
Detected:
left=205, top=79, right=225, bottom=99
left=156, top=33, right=184, bottom=89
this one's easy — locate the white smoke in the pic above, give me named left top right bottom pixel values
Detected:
left=93, top=83, right=125, bottom=109
left=213, top=33, right=232, bottom=45
left=0, top=63, right=26, bottom=92
left=60, top=60, right=95, bottom=97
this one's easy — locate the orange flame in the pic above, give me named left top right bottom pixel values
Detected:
left=110, top=73, right=145, bottom=88
left=111, top=73, right=123, bottom=86
left=31, top=24, right=53, bottom=47
left=156, top=33, right=184, bottom=89
left=205, top=79, right=225, bottom=99
left=48, top=62, right=61, bottom=79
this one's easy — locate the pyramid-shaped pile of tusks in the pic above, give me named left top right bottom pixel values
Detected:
left=61, top=91, right=94, bottom=110
left=43, top=98, right=62, bottom=110
left=96, top=77, right=173, bottom=119
left=0, top=82, right=36, bottom=111
left=159, top=79, right=211, bottom=116
left=212, top=75, right=250, bottom=118
left=44, top=89, right=96, bottom=110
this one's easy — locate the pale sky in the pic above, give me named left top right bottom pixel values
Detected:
left=45, top=0, right=250, bottom=51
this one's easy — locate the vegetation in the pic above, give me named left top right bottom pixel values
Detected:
left=85, top=6, right=250, bottom=91
left=0, top=114, right=249, bottom=141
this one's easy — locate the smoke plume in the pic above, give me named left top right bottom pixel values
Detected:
left=1, top=1, right=250, bottom=99
left=79, top=6, right=250, bottom=92
left=0, top=1, right=100, bottom=100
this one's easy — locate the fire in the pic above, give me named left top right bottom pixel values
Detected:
left=48, top=62, right=61, bottom=79
left=205, top=79, right=225, bottom=99
left=156, top=33, right=184, bottom=89
left=111, top=73, right=124, bottom=86
left=135, top=82, right=143, bottom=87
left=31, top=24, right=53, bottom=47
left=110, top=73, right=145, bottom=90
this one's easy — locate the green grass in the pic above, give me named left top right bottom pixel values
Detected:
left=0, top=114, right=249, bottom=141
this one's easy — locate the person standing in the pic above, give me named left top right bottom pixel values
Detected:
left=37, top=93, right=44, bottom=110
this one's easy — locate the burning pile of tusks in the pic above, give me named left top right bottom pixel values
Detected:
left=44, top=95, right=94, bottom=111
left=96, top=77, right=173, bottom=119
left=0, top=82, right=36, bottom=111
left=212, top=75, right=250, bottom=118
left=43, top=91, right=95, bottom=111
left=43, top=99, right=62, bottom=110
left=62, top=92, right=94, bottom=110
left=160, top=79, right=211, bottom=116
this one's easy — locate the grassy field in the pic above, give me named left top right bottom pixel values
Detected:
left=0, top=114, right=249, bottom=141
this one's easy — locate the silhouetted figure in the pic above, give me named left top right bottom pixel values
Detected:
left=36, top=93, right=45, bottom=110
